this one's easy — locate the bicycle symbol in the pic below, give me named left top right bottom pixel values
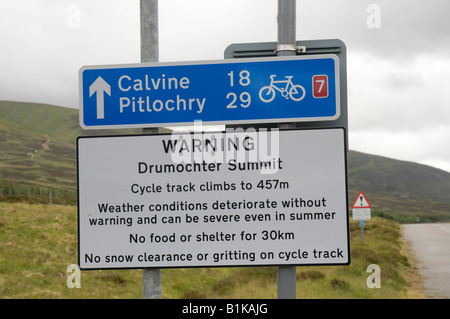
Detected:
left=259, top=75, right=306, bottom=103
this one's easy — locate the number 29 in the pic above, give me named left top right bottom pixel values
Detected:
left=226, top=92, right=251, bottom=108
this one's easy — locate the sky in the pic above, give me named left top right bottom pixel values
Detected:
left=1, top=0, right=450, bottom=172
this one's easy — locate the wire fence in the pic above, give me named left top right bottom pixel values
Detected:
left=0, top=181, right=77, bottom=205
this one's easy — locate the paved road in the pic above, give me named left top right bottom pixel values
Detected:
left=402, top=223, right=450, bottom=298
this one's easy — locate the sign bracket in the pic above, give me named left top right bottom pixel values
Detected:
left=276, top=44, right=306, bottom=54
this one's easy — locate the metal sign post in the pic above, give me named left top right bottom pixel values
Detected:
left=360, top=220, right=365, bottom=242
left=276, top=0, right=297, bottom=300
left=140, top=0, right=161, bottom=300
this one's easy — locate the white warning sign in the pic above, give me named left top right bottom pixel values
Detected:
left=77, top=128, right=350, bottom=269
left=352, top=191, right=371, bottom=220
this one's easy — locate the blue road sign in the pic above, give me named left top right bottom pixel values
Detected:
left=79, top=55, right=340, bottom=129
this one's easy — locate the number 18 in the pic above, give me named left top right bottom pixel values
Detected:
left=228, top=70, right=251, bottom=87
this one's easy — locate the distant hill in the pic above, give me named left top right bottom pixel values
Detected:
left=0, top=103, right=77, bottom=192
left=0, top=101, right=141, bottom=144
left=0, top=101, right=140, bottom=192
left=1, top=100, right=449, bottom=221
left=348, top=151, right=450, bottom=221
left=0, top=101, right=80, bottom=144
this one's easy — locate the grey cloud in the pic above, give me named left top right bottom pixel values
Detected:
left=299, top=0, right=450, bottom=60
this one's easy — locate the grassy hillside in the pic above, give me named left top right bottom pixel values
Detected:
left=0, top=101, right=142, bottom=143
left=0, top=202, right=426, bottom=298
left=0, top=101, right=139, bottom=193
left=348, top=150, right=450, bottom=203
left=0, top=116, right=76, bottom=192
left=0, top=101, right=81, bottom=144
left=348, top=151, right=450, bottom=222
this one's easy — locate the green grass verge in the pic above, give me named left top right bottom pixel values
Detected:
left=0, top=202, right=426, bottom=298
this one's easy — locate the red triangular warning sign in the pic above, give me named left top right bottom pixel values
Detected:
left=352, top=191, right=371, bottom=208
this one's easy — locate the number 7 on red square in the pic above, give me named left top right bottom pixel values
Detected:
left=313, top=75, right=328, bottom=98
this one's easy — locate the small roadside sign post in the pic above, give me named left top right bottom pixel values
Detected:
left=352, top=191, right=371, bottom=242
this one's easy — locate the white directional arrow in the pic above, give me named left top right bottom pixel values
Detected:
left=89, top=76, right=111, bottom=119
